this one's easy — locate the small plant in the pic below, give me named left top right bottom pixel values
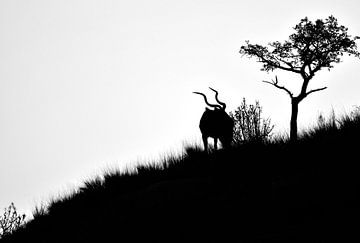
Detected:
left=0, top=203, right=26, bottom=238
left=230, top=98, right=274, bottom=143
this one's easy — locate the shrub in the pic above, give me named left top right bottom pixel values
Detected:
left=230, top=98, right=274, bottom=144
left=0, top=203, right=26, bottom=238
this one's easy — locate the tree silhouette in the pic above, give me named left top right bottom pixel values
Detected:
left=240, top=16, right=360, bottom=141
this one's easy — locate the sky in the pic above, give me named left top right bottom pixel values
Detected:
left=0, top=0, right=359, bottom=217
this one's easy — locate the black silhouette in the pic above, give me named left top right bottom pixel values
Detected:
left=1, top=108, right=360, bottom=242
left=193, top=87, right=234, bottom=150
left=240, top=15, right=360, bottom=142
left=230, top=98, right=274, bottom=143
left=0, top=203, right=25, bottom=238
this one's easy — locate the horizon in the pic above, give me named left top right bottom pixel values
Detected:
left=1, top=0, right=359, bottom=217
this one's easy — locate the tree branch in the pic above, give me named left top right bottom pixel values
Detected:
left=262, top=76, right=293, bottom=98
left=257, top=53, right=302, bottom=74
left=305, top=86, right=327, bottom=97
left=241, top=44, right=303, bottom=74
left=272, top=55, right=302, bottom=72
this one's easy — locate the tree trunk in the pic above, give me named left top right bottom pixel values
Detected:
left=290, top=98, right=299, bottom=142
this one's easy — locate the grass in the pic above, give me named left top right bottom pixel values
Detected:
left=1, top=109, right=360, bottom=242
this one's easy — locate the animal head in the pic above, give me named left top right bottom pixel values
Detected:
left=193, top=87, right=227, bottom=111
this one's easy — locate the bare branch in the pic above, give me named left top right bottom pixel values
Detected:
left=305, top=86, right=327, bottom=97
left=262, top=76, right=293, bottom=98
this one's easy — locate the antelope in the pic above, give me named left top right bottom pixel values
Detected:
left=193, top=87, right=234, bottom=150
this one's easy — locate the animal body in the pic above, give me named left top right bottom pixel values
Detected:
left=193, top=88, right=234, bottom=150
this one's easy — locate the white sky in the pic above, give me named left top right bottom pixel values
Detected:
left=1, top=0, right=359, bottom=216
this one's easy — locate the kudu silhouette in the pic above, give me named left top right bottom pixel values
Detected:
left=193, top=87, right=234, bottom=151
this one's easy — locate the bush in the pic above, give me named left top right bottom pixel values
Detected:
left=0, top=203, right=26, bottom=238
left=230, top=98, right=274, bottom=144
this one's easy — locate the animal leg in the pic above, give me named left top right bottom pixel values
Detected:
left=202, top=135, right=208, bottom=151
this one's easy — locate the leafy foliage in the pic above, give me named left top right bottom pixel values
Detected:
left=229, top=98, right=274, bottom=143
left=240, top=15, right=360, bottom=75
left=0, top=203, right=25, bottom=238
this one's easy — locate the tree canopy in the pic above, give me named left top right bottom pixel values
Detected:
left=240, top=16, right=360, bottom=80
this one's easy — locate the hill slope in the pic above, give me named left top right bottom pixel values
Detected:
left=2, top=112, right=360, bottom=242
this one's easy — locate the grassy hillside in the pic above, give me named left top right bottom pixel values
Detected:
left=2, top=110, right=360, bottom=242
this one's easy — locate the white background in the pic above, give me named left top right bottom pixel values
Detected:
left=1, top=0, right=359, bottom=217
